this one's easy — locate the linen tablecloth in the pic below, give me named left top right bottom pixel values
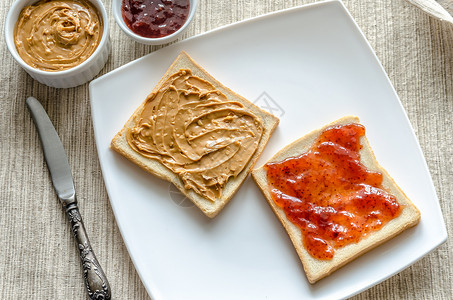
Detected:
left=1, top=0, right=452, bottom=299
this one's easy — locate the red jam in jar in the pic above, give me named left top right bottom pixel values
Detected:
left=265, top=123, right=402, bottom=260
left=122, top=0, right=190, bottom=38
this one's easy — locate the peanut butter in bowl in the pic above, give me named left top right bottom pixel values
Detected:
left=14, top=0, right=103, bottom=72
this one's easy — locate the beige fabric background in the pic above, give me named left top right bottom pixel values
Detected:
left=1, top=0, right=452, bottom=299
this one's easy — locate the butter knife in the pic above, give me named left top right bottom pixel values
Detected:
left=26, top=96, right=111, bottom=300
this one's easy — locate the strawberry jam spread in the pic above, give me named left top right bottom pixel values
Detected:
left=265, top=123, right=402, bottom=260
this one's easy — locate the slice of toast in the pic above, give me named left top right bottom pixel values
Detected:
left=251, top=116, right=420, bottom=283
left=111, top=51, right=279, bottom=218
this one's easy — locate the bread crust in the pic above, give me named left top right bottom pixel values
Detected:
left=251, top=116, right=420, bottom=283
left=111, top=51, right=279, bottom=218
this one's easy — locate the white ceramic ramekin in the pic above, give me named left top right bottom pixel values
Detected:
left=5, top=0, right=111, bottom=88
left=112, top=0, right=197, bottom=45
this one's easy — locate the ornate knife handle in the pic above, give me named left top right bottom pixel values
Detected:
left=66, top=202, right=111, bottom=300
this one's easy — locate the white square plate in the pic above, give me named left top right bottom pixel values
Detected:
left=89, top=1, right=447, bottom=299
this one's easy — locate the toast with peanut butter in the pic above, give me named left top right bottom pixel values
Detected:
left=111, top=51, right=279, bottom=218
left=252, top=116, right=420, bottom=283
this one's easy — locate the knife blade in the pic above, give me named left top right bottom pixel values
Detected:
left=26, top=96, right=111, bottom=300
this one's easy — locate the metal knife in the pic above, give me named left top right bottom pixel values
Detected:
left=26, top=96, right=111, bottom=300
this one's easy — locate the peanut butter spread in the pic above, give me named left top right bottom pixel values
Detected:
left=127, top=69, right=264, bottom=201
left=14, top=0, right=103, bottom=71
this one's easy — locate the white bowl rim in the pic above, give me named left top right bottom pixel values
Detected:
left=112, top=0, right=198, bottom=44
left=4, top=0, right=110, bottom=77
